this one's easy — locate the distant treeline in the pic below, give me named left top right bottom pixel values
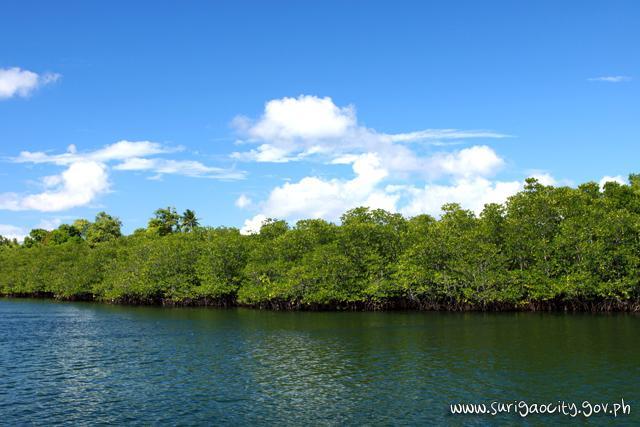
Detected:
left=1, top=176, right=639, bottom=311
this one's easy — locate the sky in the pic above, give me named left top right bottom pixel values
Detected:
left=1, top=0, right=638, bottom=239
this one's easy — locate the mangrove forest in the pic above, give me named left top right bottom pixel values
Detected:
left=1, top=176, right=640, bottom=311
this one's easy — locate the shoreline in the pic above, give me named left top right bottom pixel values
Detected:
left=2, top=293, right=639, bottom=312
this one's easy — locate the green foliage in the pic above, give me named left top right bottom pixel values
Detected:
left=23, top=229, right=49, bottom=248
left=0, top=235, right=18, bottom=249
left=196, top=228, right=247, bottom=299
left=72, top=219, right=91, bottom=238
left=148, top=207, right=181, bottom=236
left=86, top=212, right=122, bottom=245
left=48, top=224, right=83, bottom=245
left=1, top=178, right=640, bottom=309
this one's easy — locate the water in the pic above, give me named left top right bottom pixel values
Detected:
left=0, top=299, right=638, bottom=425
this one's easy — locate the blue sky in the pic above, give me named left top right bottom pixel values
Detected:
left=1, top=0, right=638, bottom=238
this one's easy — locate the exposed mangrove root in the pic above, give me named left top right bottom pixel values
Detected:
left=2, top=293, right=639, bottom=312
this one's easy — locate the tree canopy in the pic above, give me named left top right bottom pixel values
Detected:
left=1, top=177, right=639, bottom=310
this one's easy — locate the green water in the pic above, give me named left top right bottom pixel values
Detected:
left=0, top=299, right=637, bottom=425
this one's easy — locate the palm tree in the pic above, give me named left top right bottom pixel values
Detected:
left=181, top=209, right=200, bottom=232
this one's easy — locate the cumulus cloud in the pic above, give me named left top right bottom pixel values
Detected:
left=428, top=145, right=504, bottom=178
left=240, top=214, right=268, bottom=235
left=233, top=95, right=626, bottom=232
left=239, top=95, right=356, bottom=141
left=396, top=178, right=523, bottom=217
left=0, top=161, right=109, bottom=212
left=259, top=153, right=393, bottom=218
left=0, top=67, right=60, bottom=99
left=235, top=194, right=252, bottom=209
left=3, top=140, right=245, bottom=212
left=232, top=95, right=520, bottom=232
left=599, top=175, right=626, bottom=188
left=588, top=76, right=631, bottom=83
left=240, top=153, right=399, bottom=233
left=231, top=95, right=510, bottom=171
left=240, top=168, right=553, bottom=233
left=240, top=172, right=530, bottom=234
left=242, top=166, right=524, bottom=232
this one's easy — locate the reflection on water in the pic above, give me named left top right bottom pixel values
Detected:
left=0, top=299, right=638, bottom=425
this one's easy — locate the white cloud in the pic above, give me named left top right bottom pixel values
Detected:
left=231, top=144, right=299, bottom=163
left=0, top=161, right=109, bottom=212
left=530, top=173, right=557, bottom=186
left=0, top=218, right=66, bottom=242
left=239, top=95, right=356, bottom=141
left=4, top=140, right=244, bottom=212
left=36, top=218, right=63, bottom=230
left=92, top=140, right=174, bottom=162
left=16, top=140, right=243, bottom=180
left=114, top=158, right=245, bottom=180
left=383, top=129, right=510, bottom=142
left=0, top=224, right=27, bottom=241
left=0, top=67, right=60, bottom=99
left=261, top=153, right=393, bottom=219
left=15, top=140, right=174, bottom=165
left=240, top=214, right=268, bottom=235
left=232, top=95, right=535, bottom=231
left=110, top=157, right=155, bottom=171
left=588, top=76, right=631, bottom=83
left=3, top=142, right=162, bottom=212
left=397, top=178, right=523, bottom=217
left=231, top=95, right=509, bottom=168
left=235, top=194, right=252, bottom=209
left=429, top=145, right=504, bottom=178
left=239, top=147, right=557, bottom=228
left=599, top=175, right=626, bottom=188
left=240, top=153, right=399, bottom=232
left=241, top=165, right=528, bottom=229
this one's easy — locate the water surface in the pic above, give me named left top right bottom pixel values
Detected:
left=1, top=299, right=638, bottom=425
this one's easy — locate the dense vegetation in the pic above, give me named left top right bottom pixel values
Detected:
left=1, top=176, right=640, bottom=311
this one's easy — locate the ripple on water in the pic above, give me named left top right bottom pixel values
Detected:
left=0, top=300, right=638, bottom=425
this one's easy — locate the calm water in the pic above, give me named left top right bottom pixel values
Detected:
left=0, top=299, right=638, bottom=425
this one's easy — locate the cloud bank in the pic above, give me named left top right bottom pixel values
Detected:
left=236, top=95, right=520, bottom=233
left=1, top=141, right=245, bottom=212
left=231, top=95, right=510, bottom=173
